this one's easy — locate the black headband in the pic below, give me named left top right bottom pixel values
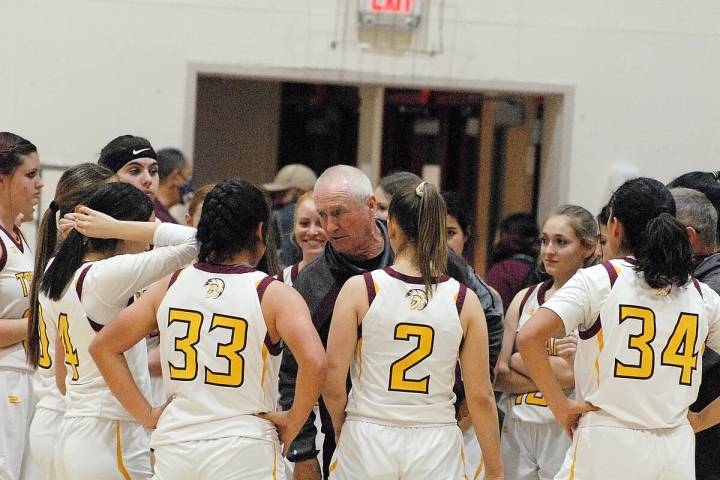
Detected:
left=100, top=146, right=157, bottom=173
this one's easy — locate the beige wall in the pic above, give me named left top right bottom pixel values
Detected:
left=4, top=1, right=720, bottom=220
left=193, top=77, right=280, bottom=187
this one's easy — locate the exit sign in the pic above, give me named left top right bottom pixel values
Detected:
left=358, top=0, right=424, bottom=29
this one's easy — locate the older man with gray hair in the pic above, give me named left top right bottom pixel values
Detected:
left=280, top=165, right=505, bottom=480
left=279, top=165, right=392, bottom=480
left=671, top=186, right=720, bottom=480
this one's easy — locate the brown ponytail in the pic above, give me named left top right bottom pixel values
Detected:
left=27, top=163, right=114, bottom=367
left=389, top=181, right=448, bottom=298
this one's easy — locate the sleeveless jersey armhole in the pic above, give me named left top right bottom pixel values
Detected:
left=363, top=271, right=376, bottom=306
left=76, top=265, right=103, bottom=332
left=455, top=283, right=468, bottom=316
left=518, top=283, right=539, bottom=319
left=579, top=261, right=618, bottom=340
left=692, top=278, right=703, bottom=298
left=0, top=236, right=7, bottom=272
left=360, top=271, right=378, bottom=340
left=456, top=282, right=468, bottom=350
left=167, top=268, right=183, bottom=289
left=256, top=275, right=282, bottom=355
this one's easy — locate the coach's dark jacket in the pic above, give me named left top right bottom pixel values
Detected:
left=692, top=252, right=720, bottom=480
left=278, top=220, right=504, bottom=478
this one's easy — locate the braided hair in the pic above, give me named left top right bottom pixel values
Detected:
left=196, top=179, right=275, bottom=269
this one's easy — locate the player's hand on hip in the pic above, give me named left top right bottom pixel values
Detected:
left=143, top=396, right=173, bottom=429
left=550, top=398, right=598, bottom=438
left=258, top=410, right=304, bottom=456
left=688, top=411, right=708, bottom=433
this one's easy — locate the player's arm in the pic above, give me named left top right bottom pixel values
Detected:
left=692, top=293, right=720, bottom=432
left=516, top=307, right=596, bottom=438
left=494, top=289, right=523, bottom=376
left=54, top=335, right=66, bottom=395
left=459, top=290, right=503, bottom=480
left=509, top=348, right=575, bottom=389
left=323, top=276, right=365, bottom=439
left=0, top=318, right=28, bottom=347
left=62, top=206, right=161, bottom=243
left=89, top=278, right=168, bottom=429
left=260, top=281, right=326, bottom=455
left=493, top=289, right=527, bottom=392
left=690, top=395, right=720, bottom=433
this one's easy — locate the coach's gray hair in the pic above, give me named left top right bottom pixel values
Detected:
left=671, top=187, right=718, bottom=250
left=316, top=165, right=373, bottom=205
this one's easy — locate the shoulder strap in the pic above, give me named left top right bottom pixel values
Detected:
left=518, top=283, right=539, bottom=317
left=455, top=283, right=468, bottom=316
left=0, top=236, right=7, bottom=272
left=75, top=264, right=105, bottom=332
left=363, top=271, right=377, bottom=306
left=275, top=269, right=284, bottom=283
left=76, top=264, right=93, bottom=301
left=256, top=275, right=275, bottom=303
left=579, top=262, right=618, bottom=340
left=692, top=278, right=703, bottom=298
left=168, top=268, right=183, bottom=289
left=290, top=263, right=300, bottom=284
left=601, top=261, right=619, bottom=287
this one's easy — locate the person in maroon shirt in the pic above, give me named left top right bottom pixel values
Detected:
left=485, top=213, right=540, bottom=312
left=154, top=148, right=192, bottom=223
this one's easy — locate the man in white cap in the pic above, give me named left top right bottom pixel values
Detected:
left=264, top=164, right=318, bottom=266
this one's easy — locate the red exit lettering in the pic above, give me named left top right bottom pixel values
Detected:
left=370, top=0, right=414, bottom=13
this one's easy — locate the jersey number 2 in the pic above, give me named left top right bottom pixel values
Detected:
left=614, top=305, right=699, bottom=385
left=168, top=308, right=248, bottom=388
left=388, top=323, right=435, bottom=394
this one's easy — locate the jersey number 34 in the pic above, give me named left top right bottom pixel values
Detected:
left=613, top=305, right=699, bottom=386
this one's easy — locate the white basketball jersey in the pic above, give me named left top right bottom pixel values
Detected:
left=545, top=258, right=720, bottom=429
left=50, top=264, right=152, bottom=420
left=345, top=268, right=465, bottom=427
left=276, top=263, right=299, bottom=287
left=34, top=295, right=65, bottom=412
left=499, top=280, right=574, bottom=423
left=152, top=263, right=282, bottom=447
left=0, top=225, right=34, bottom=371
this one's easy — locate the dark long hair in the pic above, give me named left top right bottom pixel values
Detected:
left=40, top=183, right=153, bottom=301
left=27, top=164, right=115, bottom=367
left=389, top=182, right=447, bottom=298
left=608, top=177, right=692, bottom=289
left=196, top=179, right=275, bottom=270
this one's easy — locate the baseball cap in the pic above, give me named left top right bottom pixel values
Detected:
left=263, top=164, right=317, bottom=192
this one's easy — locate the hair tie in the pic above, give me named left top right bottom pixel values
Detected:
left=49, top=200, right=59, bottom=212
left=415, top=181, right=428, bottom=197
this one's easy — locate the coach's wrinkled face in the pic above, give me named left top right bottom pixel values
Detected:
left=314, top=180, right=377, bottom=256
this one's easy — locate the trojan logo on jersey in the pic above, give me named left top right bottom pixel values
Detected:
left=204, top=278, right=225, bottom=299
left=406, top=288, right=429, bottom=311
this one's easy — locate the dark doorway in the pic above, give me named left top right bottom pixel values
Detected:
left=277, top=83, right=360, bottom=176
left=381, top=89, right=484, bottom=258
